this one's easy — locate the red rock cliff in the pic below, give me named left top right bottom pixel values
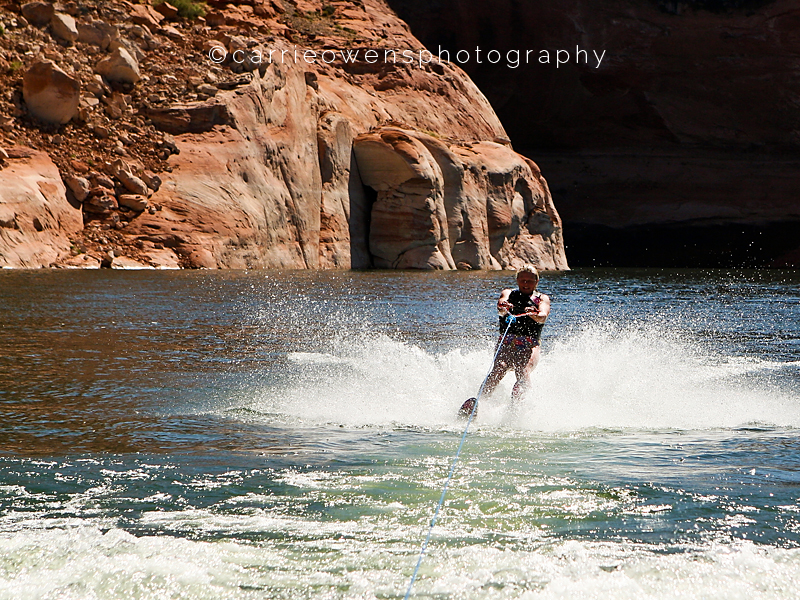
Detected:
left=0, top=0, right=567, bottom=271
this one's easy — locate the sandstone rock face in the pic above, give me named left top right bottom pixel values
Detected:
left=153, top=2, right=179, bottom=20
left=127, top=69, right=325, bottom=270
left=354, top=129, right=454, bottom=269
left=317, top=113, right=371, bottom=269
left=388, top=0, right=800, bottom=267
left=0, top=148, right=83, bottom=268
left=352, top=129, right=565, bottom=270
left=22, top=60, right=80, bottom=125
left=453, top=142, right=566, bottom=271
left=128, top=37, right=565, bottom=271
left=1, top=0, right=568, bottom=271
left=95, top=46, right=140, bottom=84
left=354, top=128, right=567, bottom=270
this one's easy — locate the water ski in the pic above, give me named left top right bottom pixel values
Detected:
left=458, top=397, right=478, bottom=419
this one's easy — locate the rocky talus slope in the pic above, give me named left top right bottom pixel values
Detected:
left=0, top=0, right=568, bottom=270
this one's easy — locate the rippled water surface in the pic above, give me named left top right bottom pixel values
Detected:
left=1, top=268, right=799, bottom=599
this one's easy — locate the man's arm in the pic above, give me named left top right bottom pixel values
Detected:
left=526, top=293, right=550, bottom=323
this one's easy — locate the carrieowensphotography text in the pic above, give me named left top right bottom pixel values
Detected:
left=207, top=44, right=609, bottom=69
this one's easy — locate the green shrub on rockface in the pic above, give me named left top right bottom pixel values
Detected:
left=153, top=0, right=207, bottom=20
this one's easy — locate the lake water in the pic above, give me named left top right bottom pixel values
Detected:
left=1, top=268, right=799, bottom=599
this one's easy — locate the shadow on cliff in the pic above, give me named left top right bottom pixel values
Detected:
left=348, top=149, right=373, bottom=269
left=386, top=0, right=800, bottom=267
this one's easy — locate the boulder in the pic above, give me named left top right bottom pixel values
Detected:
left=154, top=1, right=180, bottom=19
left=95, top=46, right=140, bottom=84
left=22, top=60, right=80, bottom=125
left=108, top=38, right=145, bottom=64
left=205, top=11, right=227, bottom=28
left=202, top=39, right=227, bottom=58
left=70, top=160, right=90, bottom=173
left=83, top=192, right=118, bottom=214
left=159, top=25, right=185, bottom=41
left=64, top=175, right=90, bottom=201
left=50, top=12, right=78, bottom=43
left=21, top=1, right=54, bottom=27
left=92, top=173, right=115, bottom=189
left=141, top=171, right=162, bottom=192
left=62, top=2, right=79, bottom=16
left=112, top=161, right=149, bottom=196
left=130, top=4, right=163, bottom=31
left=102, top=91, right=128, bottom=120
left=118, top=194, right=148, bottom=211
left=77, top=20, right=118, bottom=50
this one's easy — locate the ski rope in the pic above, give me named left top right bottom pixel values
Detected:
left=403, top=315, right=517, bottom=599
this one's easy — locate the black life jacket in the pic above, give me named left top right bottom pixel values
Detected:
left=499, top=290, right=544, bottom=339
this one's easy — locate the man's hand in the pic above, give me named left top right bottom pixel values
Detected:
left=498, top=300, right=513, bottom=313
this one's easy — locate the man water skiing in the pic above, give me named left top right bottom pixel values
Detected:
left=460, top=265, right=550, bottom=417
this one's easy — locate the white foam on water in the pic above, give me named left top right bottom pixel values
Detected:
left=249, top=333, right=481, bottom=428
left=244, top=323, right=800, bottom=432
left=3, top=525, right=800, bottom=600
left=520, top=323, right=800, bottom=431
left=426, top=540, right=800, bottom=600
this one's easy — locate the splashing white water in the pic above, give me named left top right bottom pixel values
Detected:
left=3, top=525, right=800, bottom=600
left=522, top=323, right=799, bottom=430
left=242, top=323, right=799, bottom=431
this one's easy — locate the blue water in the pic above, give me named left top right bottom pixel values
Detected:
left=1, top=269, right=799, bottom=599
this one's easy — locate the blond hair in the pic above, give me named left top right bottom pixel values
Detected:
left=515, top=265, right=539, bottom=279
